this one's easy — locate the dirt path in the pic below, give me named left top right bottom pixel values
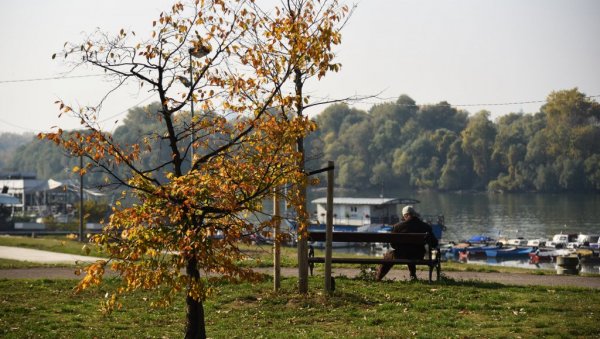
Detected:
left=1, top=245, right=599, bottom=289
left=2, top=266, right=600, bottom=289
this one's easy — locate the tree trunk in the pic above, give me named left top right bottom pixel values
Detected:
left=185, top=256, right=206, bottom=339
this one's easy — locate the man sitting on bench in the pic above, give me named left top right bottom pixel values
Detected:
left=376, top=205, right=439, bottom=281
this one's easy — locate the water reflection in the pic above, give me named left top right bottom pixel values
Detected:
left=449, top=256, right=600, bottom=274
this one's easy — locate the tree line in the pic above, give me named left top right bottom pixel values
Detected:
left=2, top=88, right=599, bottom=193
left=306, top=88, right=600, bottom=193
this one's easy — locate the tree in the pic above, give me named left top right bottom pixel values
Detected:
left=42, top=1, right=348, bottom=337
left=584, top=154, right=600, bottom=190
left=0, top=132, right=33, bottom=172
left=439, top=139, right=472, bottom=190
left=460, top=111, right=496, bottom=188
left=416, top=102, right=468, bottom=134
left=255, top=0, right=351, bottom=294
left=542, top=88, right=600, bottom=159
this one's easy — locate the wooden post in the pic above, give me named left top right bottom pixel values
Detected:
left=297, top=184, right=309, bottom=293
left=324, top=160, right=334, bottom=294
left=273, top=188, right=281, bottom=291
left=79, top=154, right=84, bottom=242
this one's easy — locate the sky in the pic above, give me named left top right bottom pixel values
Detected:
left=0, top=0, right=599, bottom=134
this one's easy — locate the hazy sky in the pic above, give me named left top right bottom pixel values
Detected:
left=1, top=0, right=599, bottom=134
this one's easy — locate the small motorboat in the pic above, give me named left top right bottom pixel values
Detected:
left=485, top=246, right=534, bottom=258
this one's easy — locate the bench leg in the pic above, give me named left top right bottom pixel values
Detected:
left=308, top=245, right=314, bottom=276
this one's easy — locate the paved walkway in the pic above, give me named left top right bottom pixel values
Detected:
left=0, top=245, right=104, bottom=264
left=1, top=245, right=600, bottom=289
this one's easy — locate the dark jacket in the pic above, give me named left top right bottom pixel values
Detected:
left=390, top=217, right=439, bottom=257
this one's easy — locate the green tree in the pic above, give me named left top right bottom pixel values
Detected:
left=0, top=133, right=33, bottom=171
left=461, top=111, right=496, bottom=188
left=439, top=139, right=472, bottom=190
left=584, top=154, right=600, bottom=190
left=542, top=88, right=600, bottom=159
left=416, top=102, right=468, bottom=134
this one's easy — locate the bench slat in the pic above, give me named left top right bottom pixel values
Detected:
left=308, top=257, right=436, bottom=265
left=308, top=231, right=429, bottom=244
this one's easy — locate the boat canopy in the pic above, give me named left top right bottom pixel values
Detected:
left=311, top=197, right=420, bottom=206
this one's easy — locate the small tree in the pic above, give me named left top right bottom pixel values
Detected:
left=42, top=1, right=348, bottom=337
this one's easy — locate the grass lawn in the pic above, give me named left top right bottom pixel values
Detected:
left=1, top=275, right=599, bottom=338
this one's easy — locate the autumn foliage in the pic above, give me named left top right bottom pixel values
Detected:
left=42, top=0, right=348, bottom=337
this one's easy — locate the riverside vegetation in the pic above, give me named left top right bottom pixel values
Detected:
left=1, top=236, right=600, bottom=338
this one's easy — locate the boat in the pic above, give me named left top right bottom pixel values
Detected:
left=309, top=197, right=420, bottom=232
left=527, top=238, right=547, bottom=247
left=568, top=234, right=600, bottom=249
left=528, top=248, right=572, bottom=264
left=546, top=233, right=578, bottom=248
left=467, top=235, right=496, bottom=244
left=485, top=246, right=534, bottom=258
left=506, top=238, right=528, bottom=246
left=461, top=245, right=505, bottom=259
left=307, top=196, right=445, bottom=248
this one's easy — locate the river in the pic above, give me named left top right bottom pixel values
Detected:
left=305, top=189, right=600, bottom=273
left=307, top=189, right=600, bottom=242
left=406, top=190, right=600, bottom=242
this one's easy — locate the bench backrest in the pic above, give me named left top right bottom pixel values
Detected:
left=308, top=231, right=430, bottom=245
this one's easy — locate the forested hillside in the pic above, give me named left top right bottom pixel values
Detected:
left=2, top=88, right=599, bottom=193
left=308, top=88, right=600, bottom=193
left=0, top=133, right=34, bottom=172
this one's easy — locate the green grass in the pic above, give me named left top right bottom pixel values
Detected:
left=1, top=235, right=599, bottom=337
left=1, top=276, right=599, bottom=338
left=0, top=258, right=71, bottom=269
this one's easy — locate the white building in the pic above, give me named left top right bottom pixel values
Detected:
left=311, top=197, right=420, bottom=227
left=0, top=173, right=106, bottom=217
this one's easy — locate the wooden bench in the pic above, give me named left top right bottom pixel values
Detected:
left=307, top=231, right=441, bottom=282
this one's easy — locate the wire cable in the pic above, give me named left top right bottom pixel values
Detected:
left=0, top=74, right=104, bottom=84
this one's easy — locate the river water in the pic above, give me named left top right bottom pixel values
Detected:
left=307, top=189, right=600, bottom=242
left=306, top=189, right=600, bottom=273
left=405, top=190, right=600, bottom=242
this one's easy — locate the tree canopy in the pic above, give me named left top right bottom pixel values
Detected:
left=39, top=1, right=350, bottom=338
left=309, top=88, right=600, bottom=193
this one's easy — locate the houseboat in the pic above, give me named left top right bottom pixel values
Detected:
left=308, top=197, right=445, bottom=239
left=309, top=197, right=418, bottom=232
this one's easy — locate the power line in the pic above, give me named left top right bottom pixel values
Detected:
left=345, top=94, right=600, bottom=109
left=0, top=74, right=104, bottom=84
left=0, top=117, right=36, bottom=133
left=0, top=95, right=157, bottom=134
left=2, top=73, right=599, bottom=112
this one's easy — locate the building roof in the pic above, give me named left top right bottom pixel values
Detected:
left=311, top=197, right=420, bottom=206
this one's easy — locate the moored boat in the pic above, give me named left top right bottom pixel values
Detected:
left=485, top=246, right=534, bottom=258
left=547, top=233, right=578, bottom=248
left=528, top=248, right=572, bottom=264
